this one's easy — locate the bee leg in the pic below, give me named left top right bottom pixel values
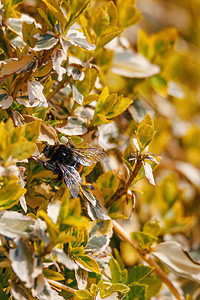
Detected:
left=38, top=159, right=57, bottom=172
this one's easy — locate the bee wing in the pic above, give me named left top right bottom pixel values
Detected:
left=58, top=163, right=81, bottom=198
left=71, top=148, right=106, bottom=166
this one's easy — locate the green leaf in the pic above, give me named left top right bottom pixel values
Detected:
left=124, top=283, right=146, bottom=300
left=57, top=190, right=70, bottom=225
left=96, top=28, right=123, bottom=50
left=95, top=87, right=111, bottom=115
left=0, top=288, right=8, bottom=300
left=0, top=182, right=26, bottom=210
left=76, top=68, right=98, bottom=96
left=74, top=255, right=100, bottom=274
left=42, top=0, right=66, bottom=31
left=131, top=231, right=157, bottom=250
left=43, top=269, right=65, bottom=281
left=86, top=219, right=113, bottom=255
left=138, top=28, right=177, bottom=62
left=106, top=95, right=133, bottom=119
left=22, top=21, right=38, bottom=47
left=21, top=120, right=41, bottom=142
left=32, top=62, right=53, bottom=78
left=96, top=170, right=119, bottom=203
left=140, top=276, right=162, bottom=299
left=63, top=0, right=91, bottom=31
left=101, top=283, right=130, bottom=298
left=127, top=265, right=154, bottom=285
left=186, top=295, right=194, bottom=300
left=143, top=220, right=162, bottom=237
left=149, top=75, right=167, bottom=96
left=136, top=113, right=155, bottom=150
left=37, top=8, right=54, bottom=30
left=92, top=114, right=112, bottom=126
left=76, top=289, right=93, bottom=300
left=93, top=1, right=118, bottom=37
left=38, top=210, right=59, bottom=241
left=116, top=0, right=141, bottom=28
left=33, top=32, right=58, bottom=51
left=109, top=256, right=122, bottom=283
left=4, top=141, right=36, bottom=161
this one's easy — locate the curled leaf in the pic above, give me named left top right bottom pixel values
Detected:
left=112, top=51, right=160, bottom=78
left=152, top=241, right=200, bottom=282
left=0, top=55, right=36, bottom=82
left=28, top=81, right=47, bottom=106
left=0, top=90, right=13, bottom=109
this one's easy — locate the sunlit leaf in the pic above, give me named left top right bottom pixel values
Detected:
left=0, top=182, right=26, bottom=210
left=9, top=237, right=34, bottom=284
left=33, top=32, right=58, bottom=51
left=61, top=30, right=95, bottom=53
left=43, top=269, right=65, bottom=281
left=116, top=0, right=141, bottom=28
left=86, top=219, right=113, bottom=254
left=76, top=289, right=93, bottom=300
left=96, top=170, right=119, bottom=203
left=152, top=241, right=200, bottom=282
left=143, top=162, right=156, bottom=186
left=136, top=113, right=155, bottom=150
left=22, top=21, right=38, bottom=47
left=72, top=84, right=84, bottom=105
left=127, top=265, right=154, bottom=285
left=75, top=268, right=88, bottom=290
left=74, top=254, right=101, bottom=274
left=112, top=51, right=160, bottom=78
left=0, top=211, right=38, bottom=239
left=52, top=248, right=78, bottom=271
left=56, top=116, right=87, bottom=135
left=131, top=231, right=157, bottom=250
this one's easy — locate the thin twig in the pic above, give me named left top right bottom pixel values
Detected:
left=47, top=279, right=77, bottom=294
left=112, top=220, right=185, bottom=300
left=46, top=77, right=70, bottom=101
left=105, top=159, right=143, bottom=208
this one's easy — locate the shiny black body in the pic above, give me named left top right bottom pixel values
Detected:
left=39, top=143, right=106, bottom=198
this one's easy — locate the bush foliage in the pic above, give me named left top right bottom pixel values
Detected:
left=0, top=0, right=200, bottom=299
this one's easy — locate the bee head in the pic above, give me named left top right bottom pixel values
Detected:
left=42, top=144, right=55, bottom=158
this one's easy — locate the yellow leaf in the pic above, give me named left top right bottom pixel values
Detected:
left=116, top=0, right=141, bottom=28
left=74, top=255, right=100, bottom=274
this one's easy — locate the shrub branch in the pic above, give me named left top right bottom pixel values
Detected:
left=105, top=159, right=143, bottom=208
left=112, top=220, right=185, bottom=300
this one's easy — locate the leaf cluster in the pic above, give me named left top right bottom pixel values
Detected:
left=0, top=0, right=200, bottom=299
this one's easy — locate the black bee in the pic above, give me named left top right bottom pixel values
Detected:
left=39, top=142, right=106, bottom=198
